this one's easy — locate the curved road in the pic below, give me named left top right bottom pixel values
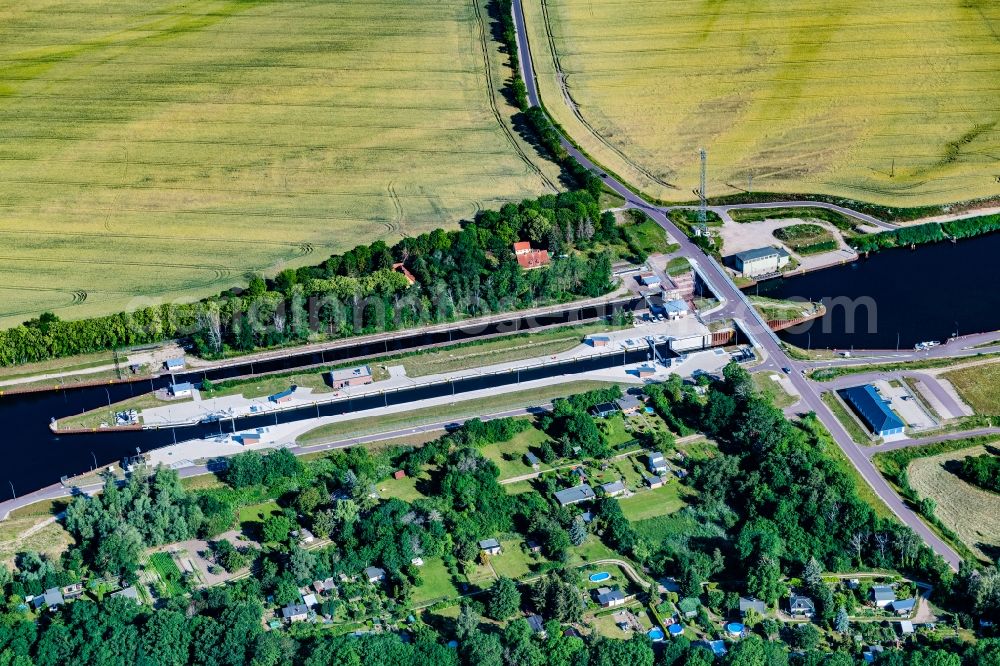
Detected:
left=511, top=0, right=961, bottom=569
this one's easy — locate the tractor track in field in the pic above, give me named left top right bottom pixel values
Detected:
left=0, top=227, right=328, bottom=250
left=104, top=139, right=128, bottom=232
left=471, top=0, right=559, bottom=192
left=537, top=0, right=679, bottom=192
left=0, top=254, right=238, bottom=274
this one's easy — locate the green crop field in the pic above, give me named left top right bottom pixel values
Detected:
left=0, top=0, right=561, bottom=327
left=523, top=0, right=999, bottom=206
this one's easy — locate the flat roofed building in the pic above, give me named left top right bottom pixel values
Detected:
left=663, top=299, right=689, bottom=320
left=638, top=272, right=661, bottom=287
left=841, top=385, right=905, bottom=437
left=329, top=365, right=373, bottom=389
left=732, top=247, right=790, bottom=277
left=169, top=382, right=193, bottom=398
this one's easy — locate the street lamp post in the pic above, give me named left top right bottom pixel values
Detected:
left=90, top=451, right=97, bottom=470
left=8, top=480, right=14, bottom=500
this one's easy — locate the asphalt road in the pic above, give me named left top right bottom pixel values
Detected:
left=511, top=0, right=962, bottom=569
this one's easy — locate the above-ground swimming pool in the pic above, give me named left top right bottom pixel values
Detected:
left=647, top=628, right=665, bottom=641
left=589, top=572, right=611, bottom=582
left=667, top=624, right=684, bottom=636
left=726, top=623, right=745, bottom=636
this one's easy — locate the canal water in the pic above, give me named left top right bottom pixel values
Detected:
left=754, top=233, right=1000, bottom=351
left=0, top=298, right=642, bottom=498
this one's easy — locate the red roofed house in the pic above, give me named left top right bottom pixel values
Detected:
left=512, top=242, right=550, bottom=270
left=392, top=262, right=417, bottom=285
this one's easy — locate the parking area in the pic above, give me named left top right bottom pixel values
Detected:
left=873, top=380, right=937, bottom=431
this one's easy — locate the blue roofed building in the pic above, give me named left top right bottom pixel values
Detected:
left=840, top=385, right=905, bottom=437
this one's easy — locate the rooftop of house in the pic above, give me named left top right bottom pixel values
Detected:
left=739, top=597, right=766, bottom=613
left=790, top=594, right=815, bottom=610
left=616, top=394, right=644, bottom=410
left=554, top=484, right=596, bottom=505
left=479, top=538, right=501, bottom=550
left=872, top=585, right=896, bottom=602
left=601, top=480, right=626, bottom=495
left=282, top=603, right=309, bottom=618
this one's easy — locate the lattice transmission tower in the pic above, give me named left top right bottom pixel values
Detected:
left=698, top=148, right=707, bottom=223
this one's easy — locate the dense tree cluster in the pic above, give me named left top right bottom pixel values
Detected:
left=63, top=467, right=224, bottom=579
left=652, top=364, right=955, bottom=608
left=956, top=452, right=1000, bottom=493
left=224, top=448, right=303, bottom=489
left=0, top=190, right=615, bottom=366
left=539, top=386, right=622, bottom=459
left=849, top=213, right=1000, bottom=253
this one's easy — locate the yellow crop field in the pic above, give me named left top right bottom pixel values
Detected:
left=0, top=0, right=560, bottom=327
left=908, top=445, right=1000, bottom=561
left=523, top=0, right=1000, bottom=206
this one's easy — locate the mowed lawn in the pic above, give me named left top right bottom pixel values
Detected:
left=942, top=362, right=1000, bottom=415
left=619, top=483, right=690, bottom=522
left=0, top=0, right=559, bottom=326
left=908, top=446, right=1000, bottom=562
left=524, top=0, right=999, bottom=206
left=480, top=421, right=552, bottom=480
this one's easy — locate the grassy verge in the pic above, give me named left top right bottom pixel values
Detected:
left=399, top=322, right=618, bottom=377
left=665, top=257, right=691, bottom=277
left=752, top=372, right=798, bottom=409
left=941, top=362, right=1000, bottom=415
left=732, top=207, right=859, bottom=233
left=809, top=352, right=1000, bottom=382
left=749, top=296, right=821, bottom=322
left=57, top=393, right=191, bottom=430
left=295, top=380, right=624, bottom=446
left=0, top=351, right=115, bottom=381
left=821, top=391, right=877, bottom=446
